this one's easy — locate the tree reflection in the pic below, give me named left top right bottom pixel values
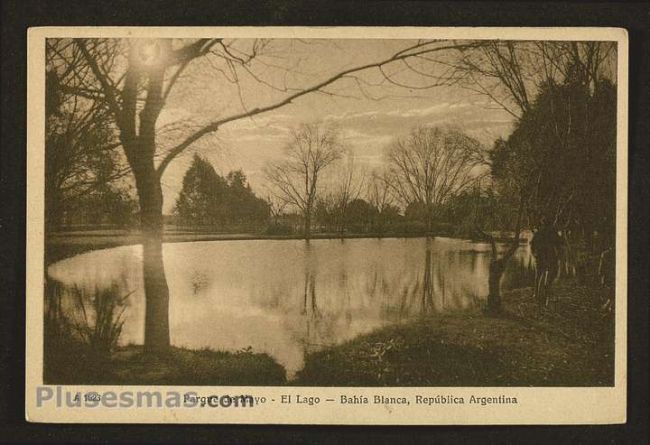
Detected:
left=421, top=237, right=435, bottom=314
left=301, top=241, right=319, bottom=318
left=300, top=241, right=329, bottom=353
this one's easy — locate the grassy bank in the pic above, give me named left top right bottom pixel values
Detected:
left=295, top=280, right=614, bottom=386
left=44, top=343, right=286, bottom=385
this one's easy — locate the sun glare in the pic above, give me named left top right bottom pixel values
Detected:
left=135, top=40, right=163, bottom=68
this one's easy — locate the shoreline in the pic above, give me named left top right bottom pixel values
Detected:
left=46, top=230, right=527, bottom=264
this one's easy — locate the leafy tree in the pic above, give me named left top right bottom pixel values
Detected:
left=225, top=170, right=269, bottom=225
left=175, top=155, right=228, bottom=225
left=64, top=185, right=138, bottom=227
left=175, top=156, right=268, bottom=227
left=472, top=67, right=617, bottom=313
left=343, top=199, right=378, bottom=233
left=494, top=76, right=616, bottom=250
left=314, top=197, right=337, bottom=232
left=439, top=188, right=501, bottom=235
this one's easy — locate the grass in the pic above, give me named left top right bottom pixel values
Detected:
left=294, top=280, right=614, bottom=387
left=44, top=343, right=287, bottom=386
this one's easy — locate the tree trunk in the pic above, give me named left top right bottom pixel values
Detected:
left=422, top=237, right=434, bottom=314
left=135, top=165, right=171, bottom=353
left=486, top=258, right=506, bottom=313
left=484, top=195, right=525, bottom=314
left=121, top=59, right=171, bottom=353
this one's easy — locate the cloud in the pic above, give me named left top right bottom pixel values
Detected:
left=322, top=101, right=513, bottom=149
left=158, top=95, right=515, bottom=213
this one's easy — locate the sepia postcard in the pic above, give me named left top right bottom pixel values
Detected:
left=26, top=26, right=627, bottom=424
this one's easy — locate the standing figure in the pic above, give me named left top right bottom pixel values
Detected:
left=531, top=222, right=563, bottom=307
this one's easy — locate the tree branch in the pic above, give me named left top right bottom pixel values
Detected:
left=156, top=41, right=481, bottom=177
left=76, top=40, right=123, bottom=125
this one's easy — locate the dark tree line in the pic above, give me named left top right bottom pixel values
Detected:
left=45, top=63, right=135, bottom=230
left=314, top=197, right=402, bottom=234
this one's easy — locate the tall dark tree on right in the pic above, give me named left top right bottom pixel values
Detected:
left=493, top=74, right=617, bottom=249
left=481, top=69, right=617, bottom=312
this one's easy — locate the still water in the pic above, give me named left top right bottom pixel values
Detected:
left=48, top=237, right=533, bottom=376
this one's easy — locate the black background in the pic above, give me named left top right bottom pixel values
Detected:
left=1, top=1, right=648, bottom=443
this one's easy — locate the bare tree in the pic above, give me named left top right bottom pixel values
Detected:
left=45, top=40, right=128, bottom=230
left=50, top=37, right=481, bottom=352
left=330, top=153, right=366, bottom=235
left=367, top=170, right=396, bottom=213
left=265, top=124, right=342, bottom=239
left=367, top=170, right=397, bottom=233
left=386, top=126, right=482, bottom=231
left=265, top=194, right=287, bottom=223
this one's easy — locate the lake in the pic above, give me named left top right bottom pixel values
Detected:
left=47, top=237, right=534, bottom=377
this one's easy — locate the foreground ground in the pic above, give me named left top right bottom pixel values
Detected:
left=44, top=344, right=287, bottom=386
left=296, top=281, right=615, bottom=386
left=45, top=279, right=614, bottom=386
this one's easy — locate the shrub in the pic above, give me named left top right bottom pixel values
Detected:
left=265, top=222, right=294, bottom=235
left=45, top=279, right=131, bottom=356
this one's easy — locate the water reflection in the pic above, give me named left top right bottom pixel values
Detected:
left=48, top=237, right=533, bottom=377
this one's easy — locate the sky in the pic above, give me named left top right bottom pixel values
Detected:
left=153, top=39, right=515, bottom=213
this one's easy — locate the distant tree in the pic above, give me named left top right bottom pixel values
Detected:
left=386, top=126, right=482, bottom=231
left=330, top=154, right=367, bottom=234
left=366, top=171, right=399, bottom=233
left=378, top=205, right=402, bottom=229
left=438, top=185, right=511, bottom=235
left=367, top=171, right=395, bottom=212
left=314, top=196, right=337, bottom=232
left=265, top=124, right=343, bottom=239
left=66, top=184, right=138, bottom=227
left=226, top=169, right=270, bottom=225
left=175, top=155, right=228, bottom=226
left=266, top=194, right=287, bottom=222
left=344, top=199, right=378, bottom=233
left=403, top=201, right=428, bottom=222
left=175, top=156, right=268, bottom=227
